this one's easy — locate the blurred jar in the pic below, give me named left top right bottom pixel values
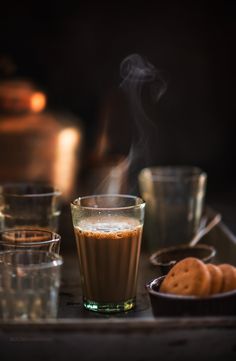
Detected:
left=0, top=79, right=82, bottom=201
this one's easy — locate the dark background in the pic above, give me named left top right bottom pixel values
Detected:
left=0, top=0, right=236, bottom=200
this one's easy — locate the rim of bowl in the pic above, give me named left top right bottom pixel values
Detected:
left=149, top=244, right=216, bottom=267
left=146, top=276, right=236, bottom=300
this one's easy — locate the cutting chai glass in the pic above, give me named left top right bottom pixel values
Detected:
left=71, top=194, right=145, bottom=313
left=0, top=250, right=63, bottom=321
left=0, top=183, right=61, bottom=232
left=0, top=229, right=61, bottom=254
left=139, top=166, right=207, bottom=251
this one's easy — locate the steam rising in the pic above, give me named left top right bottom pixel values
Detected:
left=120, top=53, right=166, bottom=133
left=95, top=54, right=167, bottom=194
left=120, top=54, right=166, bottom=99
left=119, top=54, right=167, bottom=193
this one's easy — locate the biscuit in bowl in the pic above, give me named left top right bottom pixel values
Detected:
left=207, top=264, right=223, bottom=294
left=160, top=257, right=211, bottom=297
left=146, top=257, right=236, bottom=316
left=219, top=264, right=236, bottom=292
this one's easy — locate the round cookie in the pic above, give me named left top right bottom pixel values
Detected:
left=218, top=264, right=236, bottom=292
left=206, top=264, right=223, bottom=294
left=160, top=257, right=211, bottom=297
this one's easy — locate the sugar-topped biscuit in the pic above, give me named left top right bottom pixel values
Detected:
left=160, top=257, right=211, bottom=296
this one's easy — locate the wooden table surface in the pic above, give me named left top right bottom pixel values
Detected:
left=1, top=200, right=236, bottom=361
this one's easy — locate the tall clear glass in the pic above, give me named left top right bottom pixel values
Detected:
left=139, top=167, right=207, bottom=251
left=71, top=194, right=145, bottom=313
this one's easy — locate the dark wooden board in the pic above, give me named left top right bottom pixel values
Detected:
left=1, top=207, right=236, bottom=361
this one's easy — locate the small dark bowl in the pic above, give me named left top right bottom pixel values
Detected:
left=147, top=276, right=236, bottom=316
left=150, top=244, right=216, bottom=275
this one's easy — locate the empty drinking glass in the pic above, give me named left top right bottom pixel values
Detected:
left=0, top=183, right=61, bottom=232
left=139, top=166, right=207, bottom=251
left=0, top=250, right=63, bottom=320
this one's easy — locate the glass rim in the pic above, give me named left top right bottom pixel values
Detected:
left=71, top=194, right=145, bottom=211
left=0, top=229, right=61, bottom=246
left=0, top=182, right=61, bottom=198
left=139, top=166, right=207, bottom=182
left=0, top=250, right=63, bottom=270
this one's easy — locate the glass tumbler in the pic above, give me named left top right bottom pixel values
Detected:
left=71, top=194, right=145, bottom=313
left=0, top=183, right=61, bottom=231
left=0, top=250, right=63, bottom=321
left=0, top=229, right=61, bottom=253
left=139, top=167, right=207, bottom=251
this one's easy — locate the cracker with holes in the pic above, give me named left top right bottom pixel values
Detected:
left=218, top=264, right=236, bottom=292
left=207, top=264, right=223, bottom=294
left=160, top=257, right=211, bottom=296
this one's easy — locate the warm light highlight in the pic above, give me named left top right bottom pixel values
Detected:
left=53, top=128, right=80, bottom=199
left=30, top=92, right=46, bottom=112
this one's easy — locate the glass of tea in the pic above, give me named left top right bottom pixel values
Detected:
left=71, top=194, right=145, bottom=313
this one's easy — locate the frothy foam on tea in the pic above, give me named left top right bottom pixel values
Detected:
left=78, top=216, right=140, bottom=233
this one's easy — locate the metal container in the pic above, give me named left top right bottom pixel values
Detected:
left=0, top=79, right=81, bottom=200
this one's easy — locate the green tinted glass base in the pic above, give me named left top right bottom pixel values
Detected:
left=83, top=298, right=135, bottom=313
